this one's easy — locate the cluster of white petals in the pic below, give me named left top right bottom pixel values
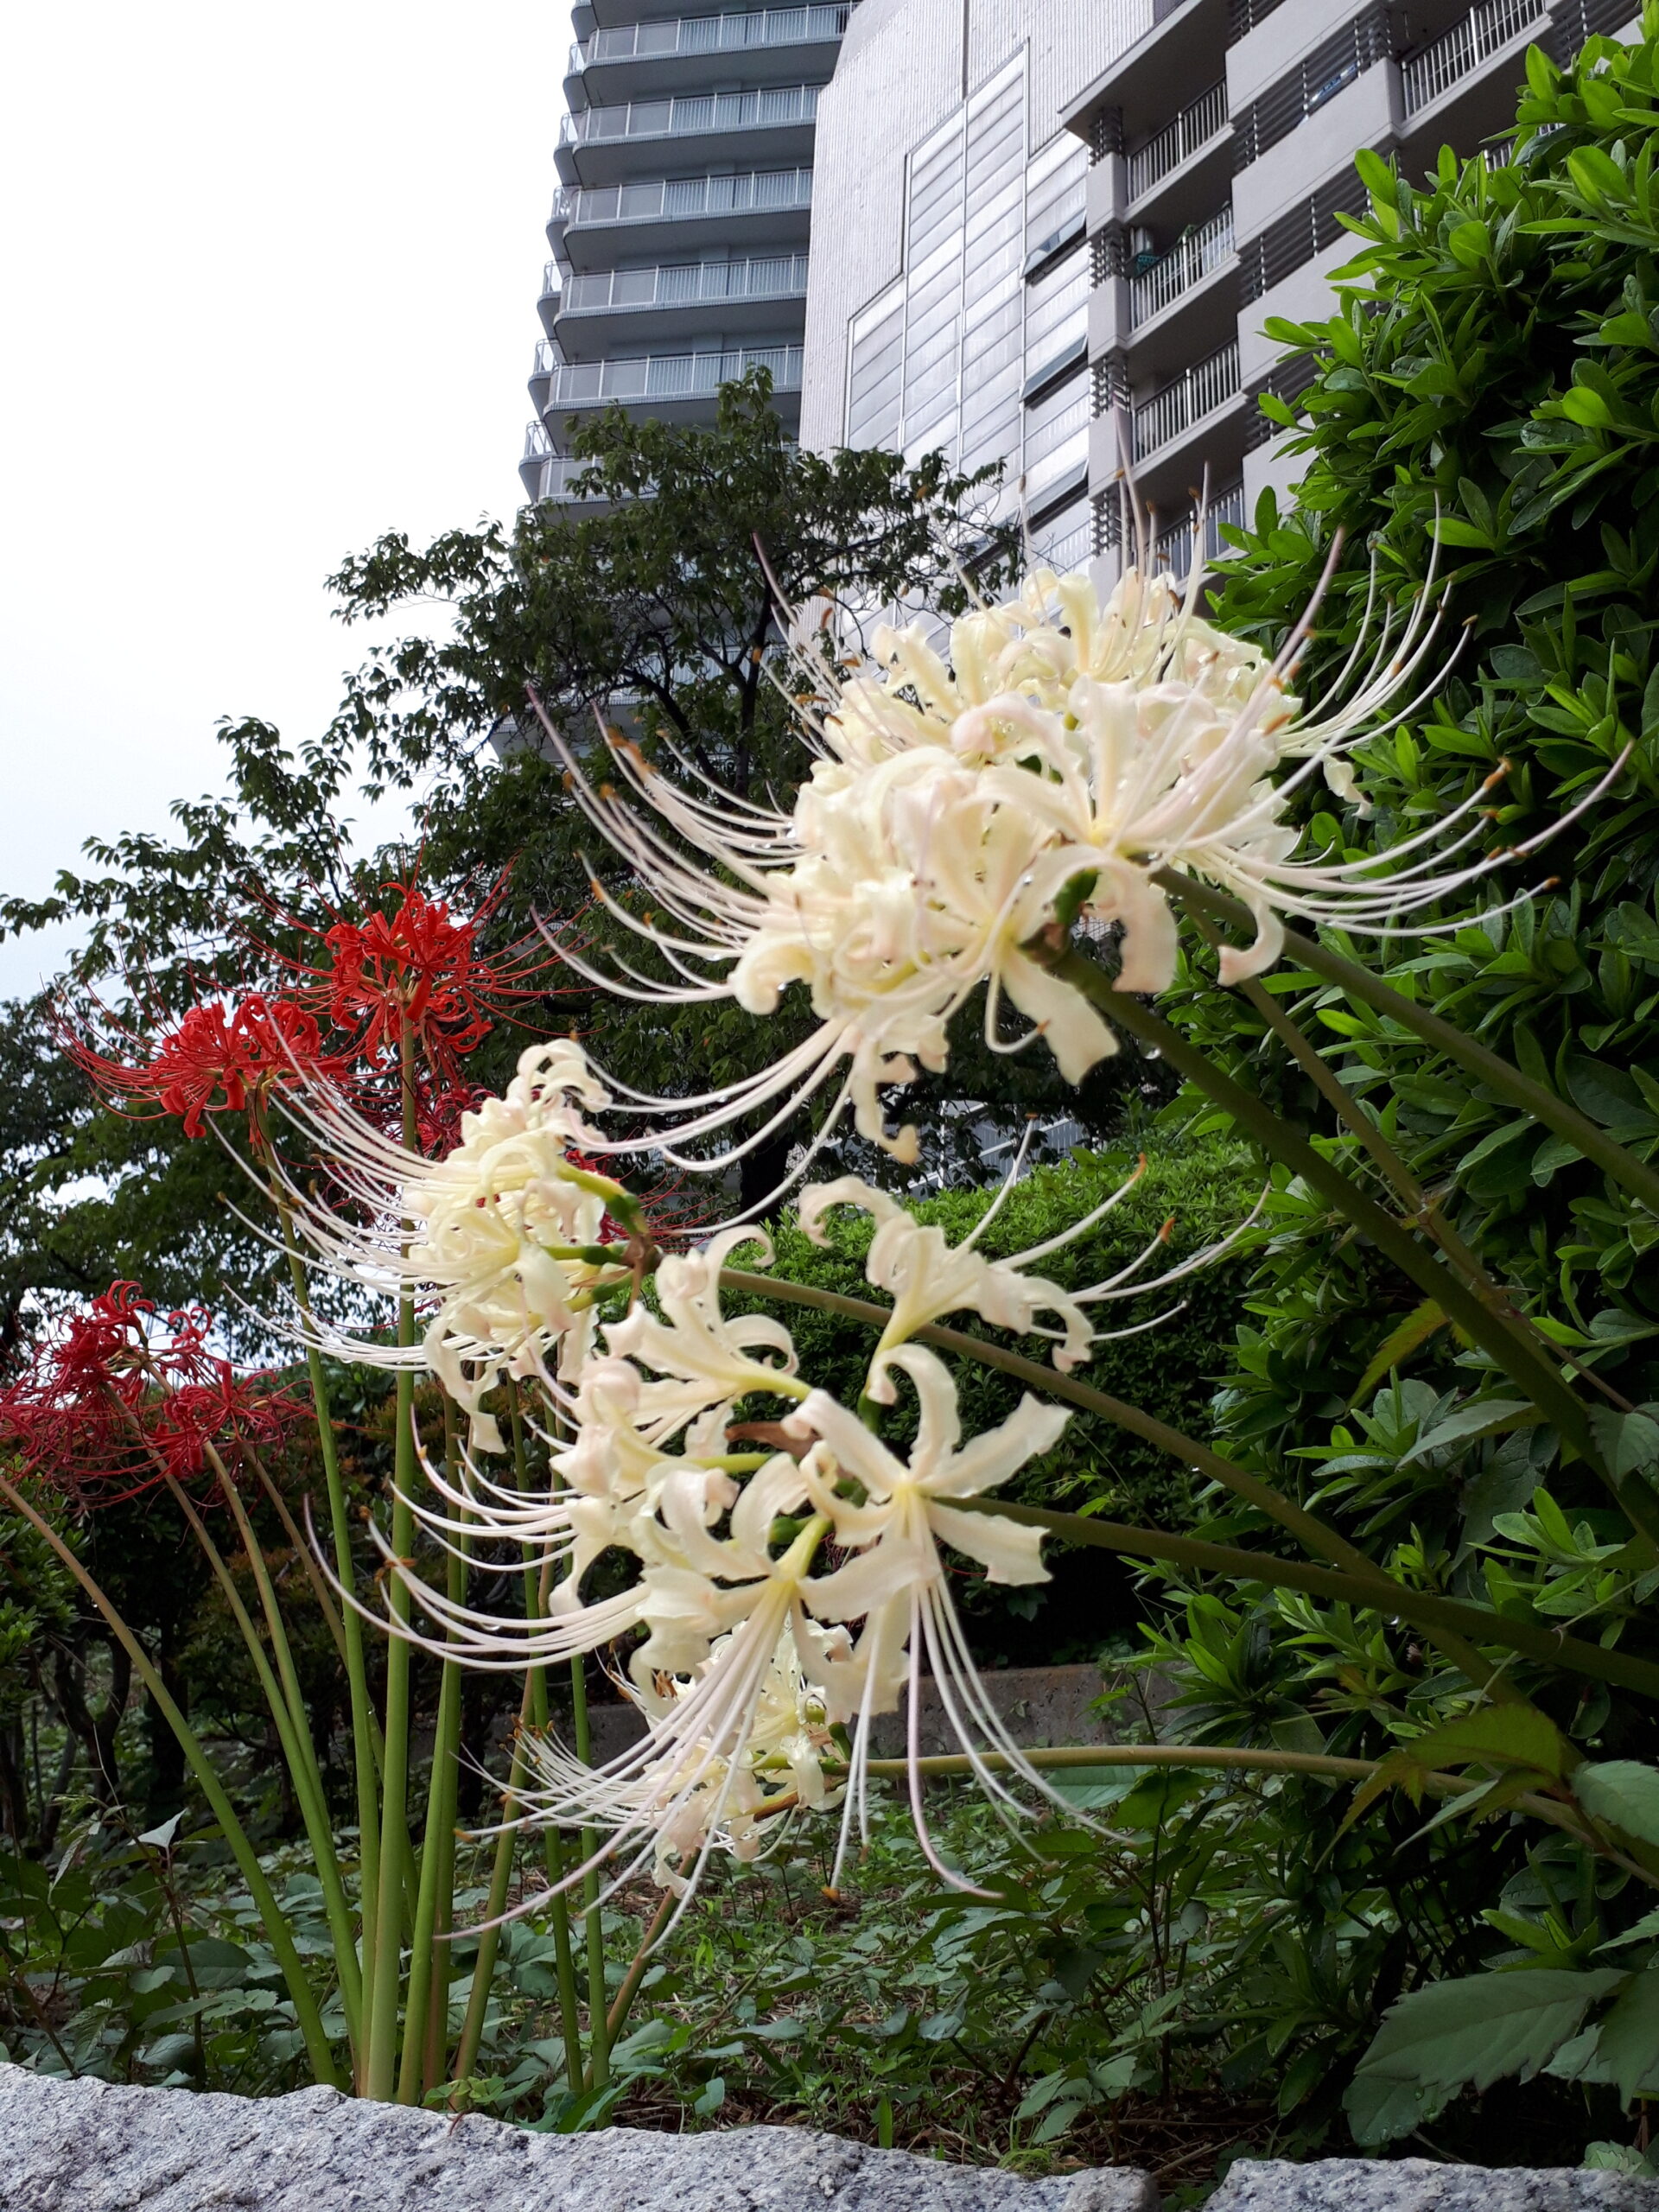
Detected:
left=365, top=1174, right=1166, bottom=1903
left=270, top=1039, right=638, bottom=1452
left=540, top=555, right=1508, bottom=1172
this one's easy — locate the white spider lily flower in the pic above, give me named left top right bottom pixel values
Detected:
left=270, top=1039, right=634, bottom=1451
left=798, top=1173, right=1094, bottom=1380
left=533, top=548, right=1580, bottom=1189
left=624, top=1617, right=850, bottom=1892
left=603, top=1227, right=809, bottom=1410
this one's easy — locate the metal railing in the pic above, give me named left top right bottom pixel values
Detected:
left=1125, top=80, right=1226, bottom=201
left=1151, top=481, right=1247, bottom=583
left=1129, top=207, right=1235, bottom=327
left=561, top=83, right=819, bottom=146
left=1032, top=508, right=1094, bottom=575
left=1131, top=340, right=1240, bottom=460
left=532, top=338, right=559, bottom=375
left=551, top=168, right=813, bottom=230
left=1402, top=0, right=1545, bottom=114
left=572, top=4, right=851, bottom=67
left=563, top=253, right=809, bottom=314
left=548, top=342, right=804, bottom=406
left=536, top=455, right=608, bottom=501
left=523, top=420, right=553, bottom=461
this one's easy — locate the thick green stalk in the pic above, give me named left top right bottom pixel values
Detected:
left=365, top=1023, right=422, bottom=2102
left=1154, top=871, right=1659, bottom=1219
left=205, top=1469, right=364, bottom=2050
left=450, top=1674, right=537, bottom=2092
left=860, top=1744, right=1606, bottom=1858
left=279, top=1216, right=382, bottom=2039
left=398, top=1491, right=470, bottom=2105
left=721, top=1272, right=1659, bottom=1700
left=605, top=1893, right=672, bottom=2046
left=950, top=1492, right=1659, bottom=1701
left=1049, top=946, right=1655, bottom=1539
left=0, top=1471, right=339, bottom=2085
left=570, top=1654, right=611, bottom=2092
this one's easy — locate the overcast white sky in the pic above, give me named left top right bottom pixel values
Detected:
left=0, top=0, right=554, bottom=997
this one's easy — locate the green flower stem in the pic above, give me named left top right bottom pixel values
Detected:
left=605, top=1891, right=673, bottom=2046
left=507, top=1385, right=585, bottom=2088
left=860, top=1744, right=1596, bottom=1851
left=1048, top=944, right=1655, bottom=1542
left=0, top=1469, right=340, bottom=2086
left=242, top=1445, right=349, bottom=1668
left=570, top=1651, right=611, bottom=2094
left=718, top=1272, right=1659, bottom=1701
left=951, top=1491, right=1659, bottom=1702
left=1154, top=870, right=1659, bottom=1219
left=278, top=1211, right=383, bottom=2052
left=202, top=1465, right=365, bottom=2052
left=365, top=1023, right=423, bottom=2103
left=449, top=1673, right=537, bottom=2093
left=398, top=1478, right=470, bottom=2106
left=720, top=1270, right=1401, bottom=1586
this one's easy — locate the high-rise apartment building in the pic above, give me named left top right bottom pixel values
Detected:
left=800, top=0, right=1638, bottom=580
left=520, top=0, right=856, bottom=504
left=1065, top=0, right=1641, bottom=577
left=798, top=1, right=1142, bottom=575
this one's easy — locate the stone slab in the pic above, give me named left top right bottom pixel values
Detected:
left=1210, top=2158, right=1659, bottom=2211
left=0, top=2068, right=1155, bottom=2212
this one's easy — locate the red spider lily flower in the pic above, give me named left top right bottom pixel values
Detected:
left=0, top=1283, right=305, bottom=1510
left=60, top=995, right=347, bottom=1139
left=270, top=873, right=573, bottom=1084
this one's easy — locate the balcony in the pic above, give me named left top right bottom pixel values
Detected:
left=552, top=167, right=812, bottom=232
left=561, top=82, right=818, bottom=148
left=1132, top=339, right=1240, bottom=461
left=1125, top=79, right=1226, bottom=202
left=1401, top=0, right=1546, bottom=116
left=1151, top=480, right=1246, bottom=583
left=545, top=340, right=804, bottom=410
left=572, top=4, right=850, bottom=67
left=523, top=420, right=553, bottom=463
left=563, top=252, right=808, bottom=315
left=1129, top=207, right=1235, bottom=328
left=536, top=455, right=610, bottom=502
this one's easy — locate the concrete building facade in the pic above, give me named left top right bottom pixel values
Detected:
left=799, top=0, right=1639, bottom=579
left=798, top=0, right=1145, bottom=574
left=1065, top=0, right=1642, bottom=575
left=520, top=0, right=857, bottom=503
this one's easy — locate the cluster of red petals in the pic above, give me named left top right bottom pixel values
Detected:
left=0, top=1283, right=305, bottom=1510
left=279, top=876, right=568, bottom=1088
left=62, top=995, right=350, bottom=1139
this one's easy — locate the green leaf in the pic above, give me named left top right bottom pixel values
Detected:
left=1576, top=1762, right=1659, bottom=1847
left=1351, top=1299, right=1449, bottom=1402
left=1590, top=1406, right=1659, bottom=1481
left=1594, top=1969, right=1659, bottom=2103
left=1400, top=1399, right=1537, bottom=1465
left=1345, top=1971, right=1625, bottom=2145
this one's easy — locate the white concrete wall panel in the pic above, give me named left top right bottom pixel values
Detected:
left=1232, top=67, right=1395, bottom=237
left=1225, top=0, right=1370, bottom=110
left=798, top=0, right=963, bottom=448
left=1238, top=232, right=1363, bottom=386
left=801, top=0, right=1143, bottom=453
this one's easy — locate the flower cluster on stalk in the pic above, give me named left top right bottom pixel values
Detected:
left=532, top=556, right=1602, bottom=1177
left=0, top=1283, right=304, bottom=1509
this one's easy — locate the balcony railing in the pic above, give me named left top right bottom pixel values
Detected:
left=1131, top=340, right=1240, bottom=460
left=523, top=420, right=553, bottom=462
left=1129, top=207, right=1235, bottom=327
left=552, top=167, right=813, bottom=230
left=540, top=260, right=559, bottom=300
left=1151, top=481, right=1247, bottom=583
left=536, top=455, right=608, bottom=501
left=572, top=4, right=851, bottom=68
left=1032, top=505, right=1094, bottom=576
left=1125, top=79, right=1226, bottom=202
left=1401, top=0, right=1545, bottom=115
left=563, top=253, right=809, bottom=314
left=561, top=83, right=819, bottom=147
left=547, top=342, right=804, bottom=406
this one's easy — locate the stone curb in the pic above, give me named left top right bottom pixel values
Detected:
left=1, top=2068, right=1656, bottom=2211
